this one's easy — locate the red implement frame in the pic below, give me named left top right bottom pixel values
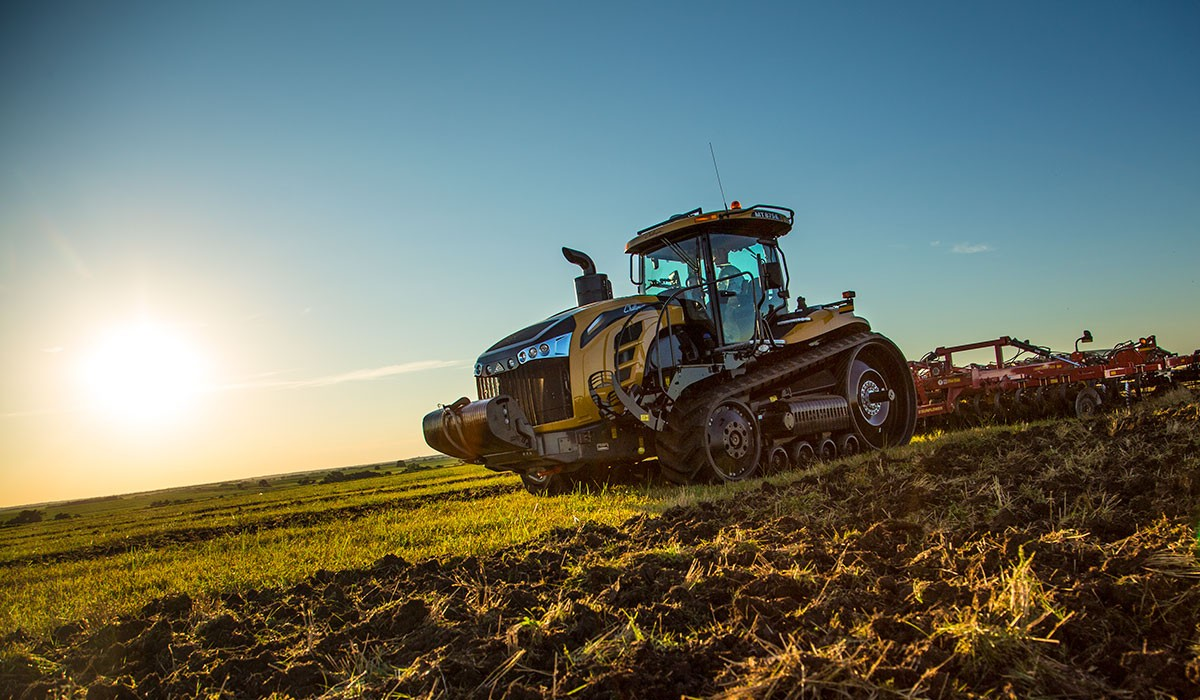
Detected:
left=909, top=334, right=1200, bottom=420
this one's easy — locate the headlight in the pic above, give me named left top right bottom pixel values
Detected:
left=507, top=358, right=517, bottom=369
left=538, top=343, right=550, bottom=355
left=528, top=346, right=539, bottom=359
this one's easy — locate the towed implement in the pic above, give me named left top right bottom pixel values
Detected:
left=909, top=332, right=1200, bottom=426
left=424, top=202, right=917, bottom=494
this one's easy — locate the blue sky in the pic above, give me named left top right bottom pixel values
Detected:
left=2, top=1, right=1197, bottom=506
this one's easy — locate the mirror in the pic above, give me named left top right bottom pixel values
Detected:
left=761, top=261, right=784, bottom=290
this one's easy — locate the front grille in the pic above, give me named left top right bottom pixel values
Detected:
left=476, top=358, right=573, bottom=425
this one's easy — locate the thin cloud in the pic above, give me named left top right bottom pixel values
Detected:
left=217, top=359, right=464, bottom=392
left=952, top=242, right=994, bottom=255
left=0, top=407, right=72, bottom=419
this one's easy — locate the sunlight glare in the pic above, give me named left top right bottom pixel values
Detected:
left=80, top=322, right=211, bottom=427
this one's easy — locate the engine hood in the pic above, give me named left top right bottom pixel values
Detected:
left=474, top=295, right=659, bottom=377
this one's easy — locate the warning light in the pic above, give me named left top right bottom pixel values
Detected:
left=842, top=290, right=856, bottom=299
left=730, top=200, right=741, bottom=210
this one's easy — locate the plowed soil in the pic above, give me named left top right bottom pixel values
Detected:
left=5, top=395, right=1199, bottom=698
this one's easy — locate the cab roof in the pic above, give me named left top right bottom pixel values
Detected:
left=625, top=203, right=794, bottom=256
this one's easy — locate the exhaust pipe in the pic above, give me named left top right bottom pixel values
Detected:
left=563, top=247, right=613, bottom=306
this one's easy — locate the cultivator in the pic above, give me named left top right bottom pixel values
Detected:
left=909, top=332, right=1200, bottom=427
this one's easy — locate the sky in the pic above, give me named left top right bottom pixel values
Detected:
left=2, top=1, right=1197, bottom=507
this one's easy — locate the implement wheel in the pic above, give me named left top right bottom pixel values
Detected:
left=843, top=339, right=918, bottom=449
left=1074, top=387, right=1102, bottom=420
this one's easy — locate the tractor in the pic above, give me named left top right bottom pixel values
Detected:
left=423, top=202, right=917, bottom=494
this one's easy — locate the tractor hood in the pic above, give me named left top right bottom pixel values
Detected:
left=473, top=295, right=658, bottom=378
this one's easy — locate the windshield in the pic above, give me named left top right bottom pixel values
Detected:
left=639, top=237, right=706, bottom=302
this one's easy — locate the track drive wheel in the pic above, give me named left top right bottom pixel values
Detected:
left=520, top=470, right=573, bottom=496
left=702, top=400, right=762, bottom=482
left=843, top=339, right=918, bottom=449
left=658, top=397, right=763, bottom=484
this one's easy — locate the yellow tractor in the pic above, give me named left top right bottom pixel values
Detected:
left=423, top=202, right=916, bottom=494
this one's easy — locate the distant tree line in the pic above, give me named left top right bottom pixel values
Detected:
left=319, top=469, right=394, bottom=485
left=3, top=509, right=78, bottom=527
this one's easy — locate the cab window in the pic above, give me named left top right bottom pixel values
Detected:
left=639, top=237, right=706, bottom=304
left=709, top=234, right=786, bottom=343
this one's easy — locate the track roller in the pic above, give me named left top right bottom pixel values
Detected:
left=816, top=438, right=837, bottom=460
left=789, top=440, right=816, bottom=467
left=765, top=445, right=791, bottom=475
left=837, top=432, right=860, bottom=457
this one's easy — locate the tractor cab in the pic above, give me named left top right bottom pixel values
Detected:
left=627, top=203, right=792, bottom=346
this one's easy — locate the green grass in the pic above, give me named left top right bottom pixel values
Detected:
left=1, top=462, right=663, bottom=636
left=0, top=451, right=905, bottom=638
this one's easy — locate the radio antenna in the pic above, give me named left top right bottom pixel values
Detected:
left=709, top=142, right=728, bottom=210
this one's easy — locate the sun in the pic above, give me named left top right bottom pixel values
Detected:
left=80, top=322, right=211, bottom=427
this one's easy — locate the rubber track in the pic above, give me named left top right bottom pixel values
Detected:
left=657, top=331, right=877, bottom=484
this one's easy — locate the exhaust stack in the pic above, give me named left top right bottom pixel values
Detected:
left=562, top=247, right=613, bottom=306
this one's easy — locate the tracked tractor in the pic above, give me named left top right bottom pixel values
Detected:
left=423, top=202, right=917, bottom=494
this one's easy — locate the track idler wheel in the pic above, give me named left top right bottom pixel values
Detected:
left=843, top=339, right=918, bottom=449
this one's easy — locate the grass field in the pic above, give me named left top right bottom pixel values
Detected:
left=1, top=460, right=668, bottom=638
left=3, top=390, right=1199, bottom=697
